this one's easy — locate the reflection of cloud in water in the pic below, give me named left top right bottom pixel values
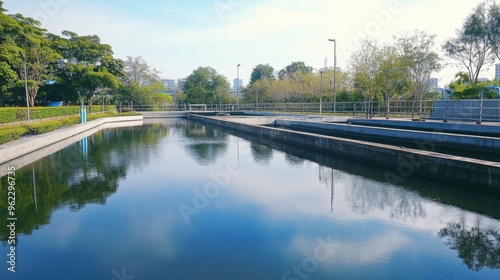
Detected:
left=290, top=231, right=410, bottom=269
left=128, top=211, right=179, bottom=260
left=31, top=213, right=81, bottom=250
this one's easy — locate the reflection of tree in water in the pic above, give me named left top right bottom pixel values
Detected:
left=440, top=219, right=500, bottom=271
left=250, top=143, right=274, bottom=165
left=344, top=175, right=426, bottom=221
left=182, top=122, right=228, bottom=166
left=284, top=154, right=305, bottom=167
left=0, top=123, right=168, bottom=244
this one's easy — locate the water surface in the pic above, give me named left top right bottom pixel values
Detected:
left=1, top=119, right=499, bottom=279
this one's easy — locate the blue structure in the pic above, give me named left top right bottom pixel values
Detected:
left=440, top=89, right=453, bottom=100
left=80, top=105, right=87, bottom=123
left=47, top=101, right=64, bottom=107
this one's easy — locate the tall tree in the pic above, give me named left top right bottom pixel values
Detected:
left=250, top=64, right=275, bottom=85
left=278, top=61, right=313, bottom=80
left=124, top=56, right=160, bottom=86
left=395, top=31, right=442, bottom=117
left=350, top=39, right=381, bottom=116
left=183, top=66, right=231, bottom=104
left=64, top=64, right=119, bottom=106
left=375, top=44, right=408, bottom=117
left=0, top=3, right=20, bottom=97
left=51, top=31, right=123, bottom=106
left=0, top=9, right=60, bottom=107
left=443, top=1, right=497, bottom=85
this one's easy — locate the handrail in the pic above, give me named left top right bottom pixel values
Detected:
left=121, top=99, right=500, bottom=122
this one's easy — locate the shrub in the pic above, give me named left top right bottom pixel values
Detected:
left=0, top=108, right=19, bottom=123
left=25, top=120, right=64, bottom=135
left=0, top=106, right=116, bottom=124
left=0, top=126, right=29, bottom=145
left=0, top=110, right=124, bottom=145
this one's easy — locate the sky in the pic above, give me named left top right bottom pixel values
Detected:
left=2, top=0, right=497, bottom=88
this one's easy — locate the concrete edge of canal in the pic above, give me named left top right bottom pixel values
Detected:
left=0, top=115, right=144, bottom=167
left=187, top=113, right=500, bottom=192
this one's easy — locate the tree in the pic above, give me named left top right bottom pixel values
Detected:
left=278, top=61, right=313, bottom=80
left=183, top=66, right=231, bottom=104
left=0, top=6, right=20, bottom=99
left=350, top=39, right=381, bottom=117
left=19, top=42, right=61, bottom=107
left=116, top=81, right=173, bottom=106
left=124, top=56, right=160, bottom=86
left=64, top=64, right=119, bottom=106
left=51, top=31, right=123, bottom=106
left=395, top=31, right=442, bottom=118
left=250, top=64, right=275, bottom=85
left=375, top=44, right=408, bottom=117
left=243, top=78, right=273, bottom=105
left=0, top=7, right=60, bottom=106
left=489, top=0, right=500, bottom=59
left=443, top=1, right=497, bottom=85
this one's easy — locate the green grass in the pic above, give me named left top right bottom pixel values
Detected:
left=0, top=111, right=138, bottom=145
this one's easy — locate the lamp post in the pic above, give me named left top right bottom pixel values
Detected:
left=320, top=69, right=323, bottom=116
left=237, top=64, right=241, bottom=108
left=19, top=51, right=30, bottom=121
left=328, top=39, right=337, bottom=115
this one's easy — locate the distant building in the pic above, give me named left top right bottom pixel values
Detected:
left=162, top=79, right=178, bottom=94
left=230, top=78, right=244, bottom=94
left=477, top=77, right=489, bottom=83
left=177, top=78, right=187, bottom=91
left=233, top=78, right=243, bottom=90
left=496, top=64, right=500, bottom=80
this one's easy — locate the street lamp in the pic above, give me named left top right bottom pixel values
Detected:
left=19, top=51, right=30, bottom=121
left=320, top=69, right=323, bottom=116
left=237, top=64, right=241, bottom=108
left=328, top=39, right=337, bottom=115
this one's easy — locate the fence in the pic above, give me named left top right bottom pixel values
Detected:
left=121, top=99, right=500, bottom=122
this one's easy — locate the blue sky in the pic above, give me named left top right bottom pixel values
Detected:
left=3, top=0, right=495, bottom=87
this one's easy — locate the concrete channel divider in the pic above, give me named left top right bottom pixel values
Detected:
left=0, top=115, right=144, bottom=166
left=347, top=118, right=500, bottom=137
left=275, top=119, right=500, bottom=153
left=187, top=113, right=500, bottom=192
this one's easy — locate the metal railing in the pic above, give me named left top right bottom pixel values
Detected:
left=120, top=99, right=500, bottom=122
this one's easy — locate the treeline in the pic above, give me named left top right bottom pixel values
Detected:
left=0, top=1, right=172, bottom=107
left=241, top=1, right=500, bottom=104
left=3, top=1, right=500, bottom=108
left=182, top=1, right=500, bottom=106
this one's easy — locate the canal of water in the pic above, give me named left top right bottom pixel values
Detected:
left=1, top=118, right=499, bottom=279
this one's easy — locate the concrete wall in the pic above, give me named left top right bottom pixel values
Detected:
left=0, top=115, right=143, bottom=165
left=275, top=119, right=500, bottom=153
left=188, top=113, right=500, bottom=192
left=348, top=119, right=500, bottom=137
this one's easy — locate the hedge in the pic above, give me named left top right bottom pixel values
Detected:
left=0, top=111, right=130, bottom=145
left=0, top=126, right=29, bottom=145
left=0, top=105, right=116, bottom=124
